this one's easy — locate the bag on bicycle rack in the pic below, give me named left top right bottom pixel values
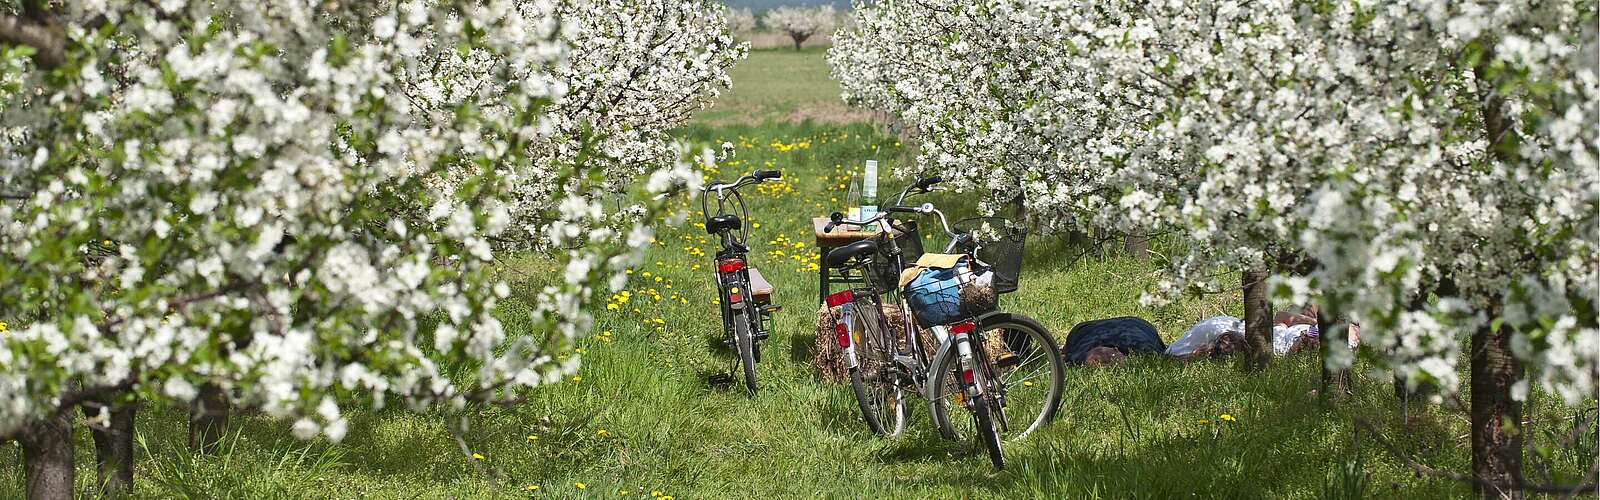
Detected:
left=900, top=254, right=997, bottom=326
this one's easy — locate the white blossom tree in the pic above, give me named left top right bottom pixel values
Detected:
left=0, top=1, right=728, bottom=498
left=765, top=5, right=836, bottom=51
left=832, top=0, right=1598, bottom=495
left=727, top=7, right=756, bottom=36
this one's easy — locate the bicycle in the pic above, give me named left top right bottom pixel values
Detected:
left=822, top=178, right=1064, bottom=469
left=701, top=169, right=784, bottom=396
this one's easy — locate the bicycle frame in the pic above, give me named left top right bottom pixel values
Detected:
left=825, top=184, right=1010, bottom=424
left=699, top=170, right=782, bottom=391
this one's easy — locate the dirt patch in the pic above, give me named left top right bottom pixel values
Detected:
left=787, top=102, right=874, bottom=124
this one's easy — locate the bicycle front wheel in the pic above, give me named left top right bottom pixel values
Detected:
left=971, top=394, right=1005, bottom=469
left=931, top=312, right=1064, bottom=442
left=848, top=297, right=907, bottom=437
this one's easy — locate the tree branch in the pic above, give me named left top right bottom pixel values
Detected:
left=0, top=10, right=65, bottom=69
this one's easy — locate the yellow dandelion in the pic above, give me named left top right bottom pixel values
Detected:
left=526, top=485, right=540, bottom=492
left=607, top=303, right=620, bottom=311
left=1220, top=414, right=1236, bottom=422
left=596, top=429, right=612, bottom=438
left=527, top=434, right=539, bottom=442
left=575, top=482, right=587, bottom=490
left=472, top=452, right=485, bottom=460
left=652, top=492, right=662, bottom=497
left=572, top=376, right=583, bottom=383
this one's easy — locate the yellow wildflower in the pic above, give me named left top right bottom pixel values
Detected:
left=575, top=482, right=587, bottom=490
left=596, top=429, right=612, bottom=439
left=527, top=434, right=539, bottom=442
left=526, top=485, right=540, bottom=492
left=472, top=453, right=485, bottom=460
left=1220, top=414, right=1236, bottom=422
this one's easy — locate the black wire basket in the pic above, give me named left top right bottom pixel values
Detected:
left=954, top=217, right=1026, bottom=294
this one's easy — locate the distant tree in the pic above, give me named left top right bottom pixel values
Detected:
left=727, top=7, right=756, bottom=35
left=764, top=5, right=835, bottom=50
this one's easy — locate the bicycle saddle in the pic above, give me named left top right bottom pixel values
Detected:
left=706, top=214, right=741, bottom=235
left=825, top=239, right=878, bottom=268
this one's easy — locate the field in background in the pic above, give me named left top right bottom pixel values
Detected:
left=5, top=48, right=1592, bottom=500
left=695, top=47, right=866, bottom=126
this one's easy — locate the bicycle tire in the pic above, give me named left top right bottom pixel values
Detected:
left=848, top=297, right=907, bottom=436
left=930, top=312, right=1064, bottom=442
left=972, top=395, right=1005, bottom=469
left=734, top=309, right=759, bottom=397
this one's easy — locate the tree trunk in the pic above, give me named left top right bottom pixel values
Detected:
left=1318, top=308, right=1352, bottom=400
left=84, top=394, right=137, bottom=496
left=1470, top=321, right=1524, bottom=499
left=1241, top=265, right=1273, bottom=371
left=189, top=383, right=229, bottom=454
left=1123, top=229, right=1149, bottom=261
left=21, top=412, right=75, bottom=500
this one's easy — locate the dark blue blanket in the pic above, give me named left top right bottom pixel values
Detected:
left=1062, top=316, right=1166, bottom=365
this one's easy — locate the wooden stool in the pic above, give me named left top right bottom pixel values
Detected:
left=814, top=217, right=888, bottom=304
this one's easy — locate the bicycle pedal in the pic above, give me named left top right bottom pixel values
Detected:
left=707, top=373, right=734, bottom=386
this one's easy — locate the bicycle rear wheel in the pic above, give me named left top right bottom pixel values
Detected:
left=931, top=312, right=1064, bottom=442
left=848, top=296, right=907, bottom=437
left=734, top=310, right=759, bottom=397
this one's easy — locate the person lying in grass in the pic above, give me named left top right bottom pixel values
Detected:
left=1062, top=317, right=1166, bottom=367
left=1272, top=304, right=1361, bottom=356
left=1165, top=316, right=1247, bottom=362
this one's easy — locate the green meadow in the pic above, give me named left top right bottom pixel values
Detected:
left=4, top=47, right=1593, bottom=499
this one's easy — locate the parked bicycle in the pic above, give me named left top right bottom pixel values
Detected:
left=822, top=177, right=1064, bottom=469
left=701, top=169, right=784, bottom=396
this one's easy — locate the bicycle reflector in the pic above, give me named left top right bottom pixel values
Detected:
left=824, top=290, right=854, bottom=308
left=717, top=257, right=746, bottom=273
left=834, top=322, right=850, bottom=348
left=728, top=286, right=742, bottom=304
left=950, top=321, right=977, bottom=334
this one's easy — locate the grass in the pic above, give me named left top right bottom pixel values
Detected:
left=5, top=48, right=1597, bottom=500
left=693, top=47, right=866, bottom=126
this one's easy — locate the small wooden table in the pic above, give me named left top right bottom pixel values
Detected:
left=814, top=217, right=888, bottom=304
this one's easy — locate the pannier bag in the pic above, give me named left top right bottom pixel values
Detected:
left=901, top=253, right=997, bottom=326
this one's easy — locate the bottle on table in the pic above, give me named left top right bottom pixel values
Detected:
left=846, top=176, right=861, bottom=229
left=860, top=160, right=879, bottom=231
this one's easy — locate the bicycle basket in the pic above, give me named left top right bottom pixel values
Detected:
left=954, top=217, right=1026, bottom=294
left=870, top=220, right=922, bottom=288
left=903, top=258, right=997, bottom=326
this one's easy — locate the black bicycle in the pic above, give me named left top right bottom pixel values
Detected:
left=822, top=177, right=1064, bottom=469
left=701, top=169, right=783, bottom=396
